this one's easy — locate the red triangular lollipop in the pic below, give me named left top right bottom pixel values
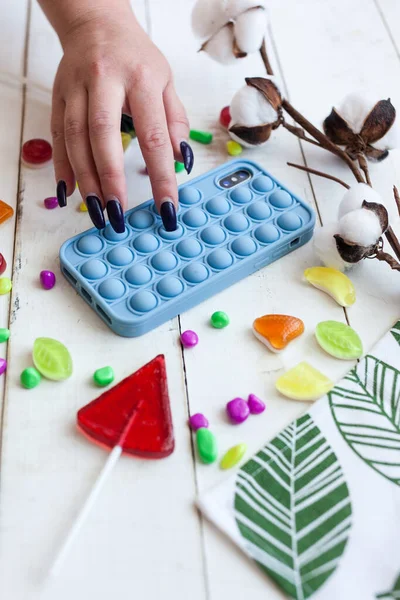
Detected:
left=77, top=355, right=174, bottom=458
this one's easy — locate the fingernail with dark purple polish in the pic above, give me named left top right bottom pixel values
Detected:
left=86, top=195, right=105, bottom=230
left=106, top=199, right=125, bottom=234
left=180, top=141, right=194, bottom=175
left=160, top=200, right=177, bottom=232
left=57, top=180, right=67, bottom=207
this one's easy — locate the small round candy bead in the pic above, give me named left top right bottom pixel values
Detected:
left=0, top=278, right=12, bottom=295
left=226, top=397, right=250, bottom=424
left=40, top=270, right=56, bottom=290
left=93, top=366, right=115, bottom=387
left=211, top=311, right=230, bottom=329
left=219, top=106, right=231, bottom=129
left=79, top=202, right=88, bottom=212
left=180, top=330, right=199, bottom=348
left=44, top=196, right=58, bottom=210
left=0, top=328, right=10, bottom=343
left=21, top=139, right=52, bottom=167
left=20, top=367, right=41, bottom=389
left=226, top=140, right=242, bottom=156
left=0, top=253, right=6, bottom=276
left=189, top=413, right=209, bottom=431
left=0, top=358, right=7, bottom=376
left=175, top=161, right=185, bottom=173
left=247, top=393, right=266, bottom=415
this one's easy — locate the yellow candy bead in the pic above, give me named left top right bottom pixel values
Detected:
left=226, top=140, right=243, bottom=156
left=0, top=277, right=12, bottom=295
left=75, top=181, right=79, bottom=189
left=79, top=202, right=88, bottom=212
left=276, top=361, right=333, bottom=402
left=121, top=132, right=132, bottom=152
left=220, top=443, right=247, bottom=470
left=304, top=267, right=356, bottom=307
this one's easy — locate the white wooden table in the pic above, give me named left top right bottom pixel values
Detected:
left=0, top=1, right=400, bottom=598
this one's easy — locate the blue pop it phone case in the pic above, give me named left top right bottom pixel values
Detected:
left=60, top=159, right=315, bottom=337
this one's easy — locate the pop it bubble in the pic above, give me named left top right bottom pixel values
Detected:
left=60, top=160, right=315, bottom=336
left=304, top=267, right=356, bottom=307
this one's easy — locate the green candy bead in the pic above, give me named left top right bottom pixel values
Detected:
left=0, top=278, right=12, bottom=295
left=174, top=161, right=185, bottom=173
left=32, top=337, right=73, bottom=381
left=189, top=129, right=213, bottom=144
left=220, top=443, right=247, bottom=470
left=0, top=328, right=10, bottom=343
left=93, top=366, right=115, bottom=387
left=315, top=320, right=363, bottom=360
left=20, top=367, right=41, bottom=389
left=211, top=311, right=230, bottom=329
left=196, top=428, right=218, bottom=464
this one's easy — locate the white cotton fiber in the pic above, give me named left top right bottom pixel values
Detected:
left=230, top=83, right=278, bottom=128
left=192, top=0, right=266, bottom=41
left=234, top=7, right=266, bottom=54
left=338, top=183, right=383, bottom=219
left=374, top=119, right=400, bottom=151
left=313, top=223, right=350, bottom=271
left=202, top=26, right=237, bottom=65
left=336, top=92, right=378, bottom=134
left=338, top=208, right=382, bottom=246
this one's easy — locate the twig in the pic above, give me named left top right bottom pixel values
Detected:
left=282, top=122, right=322, bottom=148
left=374, top=248, right=400, bottom=271
left=287, top=162, right=350, bottom=189
left=384, top=226, right=400, bottom=263
left=358, top=154, right=372, bottom=186
left=393, top=186, right=400, bottom=217
left=259, top=38, right=274, bottom=76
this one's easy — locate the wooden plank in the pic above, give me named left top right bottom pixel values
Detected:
left=0, top=3, right=206, bottom=599
left=375, top=0, right=400, bottom=56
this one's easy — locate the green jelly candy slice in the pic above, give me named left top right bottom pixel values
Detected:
left=0, top=328, right=10, bottom=343
left=211, top=311, right=230, bottom=329
left=32, top=337, right=73, bottom=381
left=189, top=129, right=213, bottom=144
left=220, top=443, right=247, bottom=470
left=196, top=428, right=218, bottom=464
left=20, top=367, right=41, bottom=389
left=315, top=320, right=363, bottom=360
left=93, top=366, right=115, bottom=387
left=174, top=161, right=185, bottom=173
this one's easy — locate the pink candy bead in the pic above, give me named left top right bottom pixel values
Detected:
left=44, top=197, right=58, bottom=210
left=40, top=270, right=56, bottom=290
left=189, top=413, right=209, bottom=431
left=248, top=394, right=266, bottom=415
left=226, top=397, right=250, bottom=424
left=0, top=358, right=6, bottom=376
left=180, top=330, right=199, bottom=348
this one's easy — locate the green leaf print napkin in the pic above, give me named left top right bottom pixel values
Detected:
left=198, top=320, right=400, bottom=600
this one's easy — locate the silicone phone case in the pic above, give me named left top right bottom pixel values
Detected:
left=60, top=159, right=315, bottom=337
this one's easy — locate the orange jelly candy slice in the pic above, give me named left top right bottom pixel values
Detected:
left=0, top=200, right=14, bottom=225
left=253, top=314, right=305, bottom=352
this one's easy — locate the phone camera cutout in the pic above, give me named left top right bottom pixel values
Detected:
left=218, top=169, right=251, bottom=189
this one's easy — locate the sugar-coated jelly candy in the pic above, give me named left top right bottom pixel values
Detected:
left=180, top=330, right=199, bottom=348
left=220, top=443, right=247, bottom=470
left=77, top=355, right=175, bottom=458
left=189, top=129, right=213, bottom=144
left=315, top=320, right=363, bottom=360
left=22, top=139, right=52, bottom=167
left=276, top=362, right=333, bottom=402
left=0, top=358, right=7, bottom=376
left=253, top=314, right=305, bottom=352
left=0, top=253, right=6, bottom=275
left=175, top=161, right=185, bottom=173
left=189, top=413, right=209, bottom=431
left=32, top=337, right=73, bottom=381
left=20, top=367, right=41, bottom=389
left=210, top=311, right=229, bottom=329
left=304, top=267, right=356, bottom=307
left=196, top=428, right=217, bottom=464
left=0, top=278, right=12, bottom=295
left=219, top=105, right=231, bottom=128
left=0, top=200, right=14, bottom=224
left=79, top=202, right=88, bottom=212
left=226, top=397, right=250, bottom=424
left=40, top=270, right=56, bottom=290
left=44, top=197, right=58, bottom=210
left=247, top=394, right=265, bottom=414
left=93, top=366, right=115, bottom=387
left=0, top=328, right=10, bottom=343
left=226, top=140, right=242, bottom=156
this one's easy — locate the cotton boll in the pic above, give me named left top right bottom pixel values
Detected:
left=230, top=84, right=278, bottom=128
left=202, top=26, right=237, bottom=65
left=338, top=183, right=383, bottom=219
left=374, top=118, right=400, bottom=151
left=228, top=128, right=269, bottom=148
left=192, top=0, right=266, bottom=41
left=313, top=223, right=350, bottom=271
left=337, top=92, right=377, bottom=134
left=338, top=208, right=382, bottom=246
left=234, top=8, right=266, bottom=54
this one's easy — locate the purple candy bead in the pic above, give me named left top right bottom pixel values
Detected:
left=40, top=270, right=56, bottom=290
left=0, top=358, right=6, bottom=376
left=248, top=393, right=266, bottom=415
left=226, top=397, right=250, bottom=424
left=189, top=413, right=209, bottom=431
left=180, top=330, right=199, bottom=348
left=44, top=196, right=58, bottom=210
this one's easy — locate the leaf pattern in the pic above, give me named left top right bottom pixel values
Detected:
left=329, top=355, right=400, bottom=485
left=234, top=414, right=352, bottom=600
left=376, top=572, right=400, bottom=598
left=391, top=321, right=400, bottom=347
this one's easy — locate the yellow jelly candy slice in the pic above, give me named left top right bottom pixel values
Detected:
left=304, top=267, right=356, bottom=307
left=276, top=361, right=333, bottom=402
left=79, top=202, right=88, bottom=212
left=121, top=132, right=132, bottom=152
left=220, top=443, right=247, bottom=470
left=33, top=337, right=73, bottom=381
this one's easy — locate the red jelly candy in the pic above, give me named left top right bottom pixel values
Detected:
left=220, top=106, right=231, bottom=129
left=0, top=254, right=6, bottom=276
left=21, top=139, right=52, bottom=167
left=77, top=355, right=174, bottom=458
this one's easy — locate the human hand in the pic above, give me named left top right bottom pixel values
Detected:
left=52, top=7, right=194, bottom=232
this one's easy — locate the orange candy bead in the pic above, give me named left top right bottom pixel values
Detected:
left=253, top=314, right=305, bottom=352
left=0, top=200, right=14, bottom=225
